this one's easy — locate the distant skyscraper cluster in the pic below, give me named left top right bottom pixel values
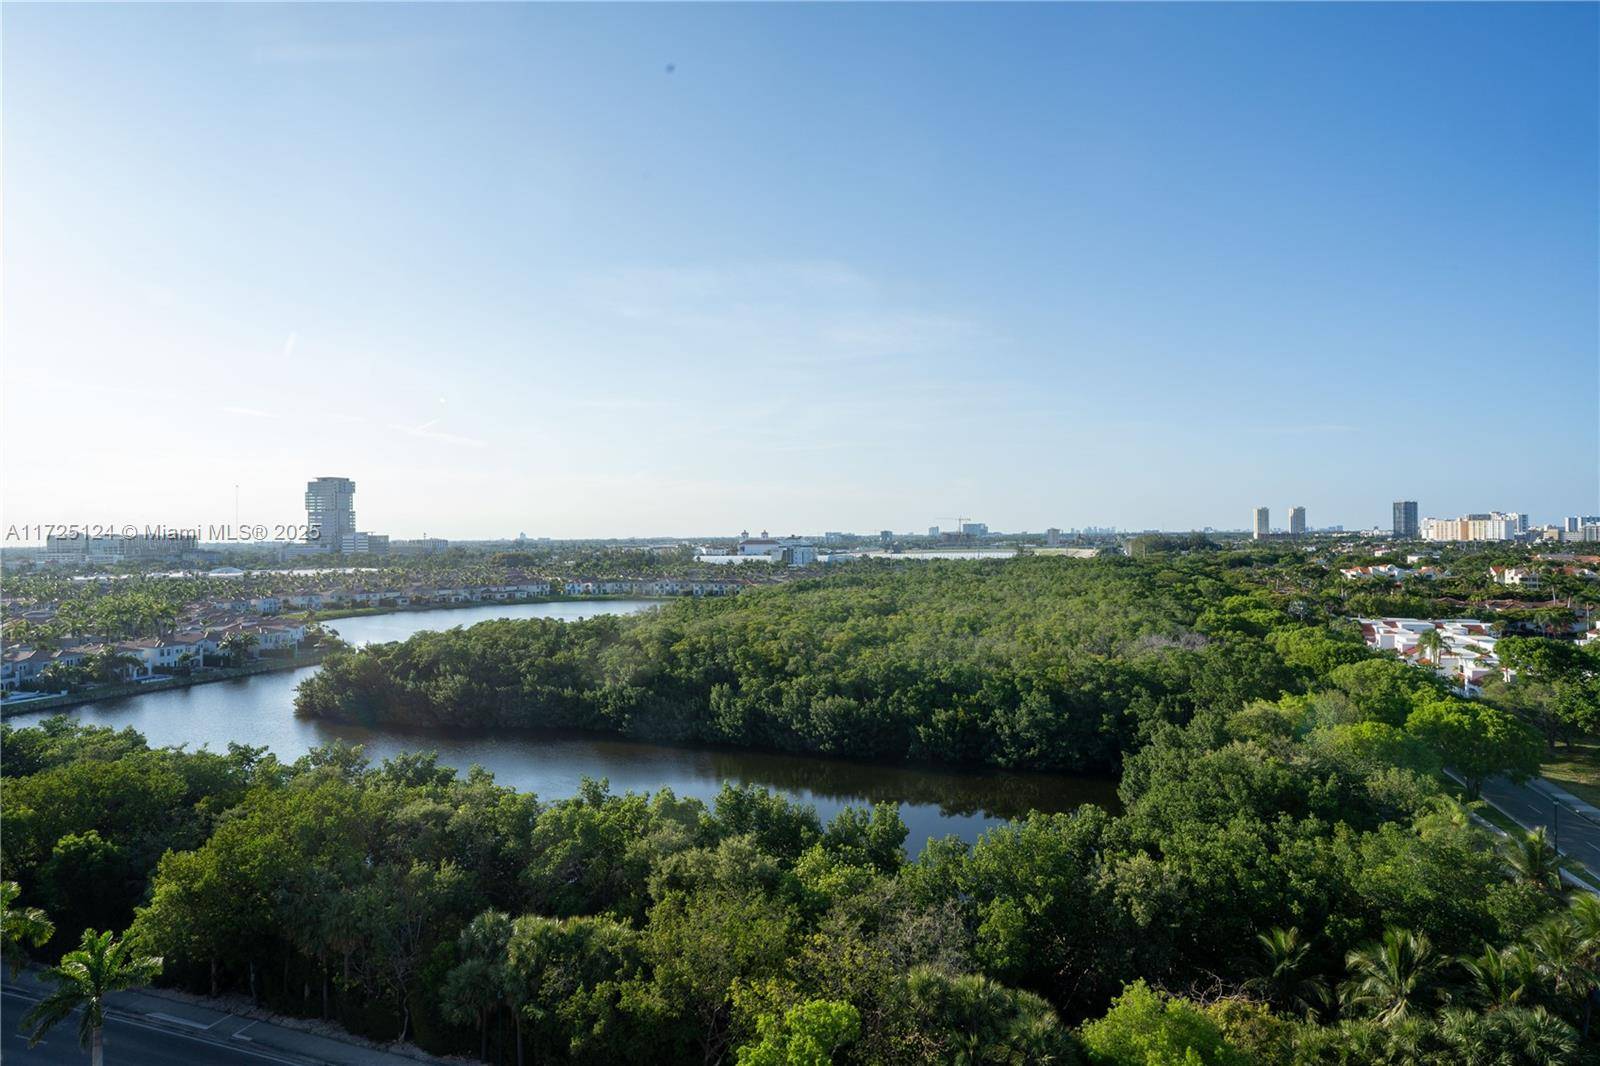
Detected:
left=1390, top=500, right=1598, bottom=542
left=1251, top=505, right=1307, bottom=539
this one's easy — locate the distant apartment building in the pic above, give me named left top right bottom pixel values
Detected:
left=1252, top=507, right=1270, bottom=540
left=339, top=532, right=390, bottom=555
left=1392, top=501, right=1419, bottom=539
left=736, top=536, right=817, bottom=566
left=305, top=477, right=357, bottom=546
left=1046, top=528, right=1062, bottom=546
left=961, top=522, right=989, bottom=537
left=1287, top=506, right=1306, bottom=535
left=44, top=531, right=200, bottom=566
left=1421, top=512, right=1521, bottom=542
left=1564, top=516, right=1600, bottom=536
left=823, top=532, right=846, bottom=544
left=390, top=537, right=450, bottom=556
left=928, top=526, right=940, bottom=538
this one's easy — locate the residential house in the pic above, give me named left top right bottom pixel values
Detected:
left=1489, top=566, right=1541, bottom=589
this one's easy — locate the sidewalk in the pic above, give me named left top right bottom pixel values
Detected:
left=1526, top=775, right=1600, bottom=821
left=1465, top=770, right=1600, bottom=896
left=2, top=968, right=459, bottom=1066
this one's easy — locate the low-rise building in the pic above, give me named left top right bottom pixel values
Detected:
left=1489, top=566, right=1541, bottom=589
left=1357, top=617, right=1502, bottom=694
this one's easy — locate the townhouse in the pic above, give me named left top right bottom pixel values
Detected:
left=1356, top=617, right=1503, bottom=695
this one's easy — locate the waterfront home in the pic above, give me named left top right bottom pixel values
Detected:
left=1, top=646, right=90, bottom=690
left=255, top=622, right=307, bottom=651
left=120, top=635, right=207, bottom=674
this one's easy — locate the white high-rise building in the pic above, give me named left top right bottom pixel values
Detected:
left=1253, top=507, right=1270, bottom=540
left=1421, top=512, right=1520, bottom=542
left=305, top=477, right=357, bottom=547
left=1288, top=506, right=1306, bottom=535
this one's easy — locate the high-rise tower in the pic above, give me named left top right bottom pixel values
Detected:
left=305, top=477, right=356, bottom=546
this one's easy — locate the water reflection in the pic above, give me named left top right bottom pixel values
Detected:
left=9, top=599, right=1116, bottom=850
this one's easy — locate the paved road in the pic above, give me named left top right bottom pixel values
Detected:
left=1478, top=774, right=1600, bottom=874
left=1, top=988, right=305, bottom=1065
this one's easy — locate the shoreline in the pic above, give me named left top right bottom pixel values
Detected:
left=1, top=597, right=669, bottom=719
left=0, top=648, right=335, bottom=717
left=294, top=593, right=669, bottom=623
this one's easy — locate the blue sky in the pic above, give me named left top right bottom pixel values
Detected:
left=5, top=3, right=1595, bottom=538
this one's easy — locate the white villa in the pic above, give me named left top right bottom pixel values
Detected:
left=1357, top=617, right=1505, bottom=695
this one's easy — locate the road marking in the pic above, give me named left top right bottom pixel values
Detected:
left=147, top=1010, right=227, bottom=1030
left=1, top=989, right=304, bottom=1065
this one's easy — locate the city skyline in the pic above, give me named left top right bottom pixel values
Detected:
left=4, top=3, right=1596, bottom=538
left=4, top=464, right=1596, bottom=544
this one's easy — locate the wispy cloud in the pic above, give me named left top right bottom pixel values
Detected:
left=390, top=418, right=487, bottom=448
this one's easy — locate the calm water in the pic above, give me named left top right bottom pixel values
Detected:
left=8, top=599, right=1115, bottom=850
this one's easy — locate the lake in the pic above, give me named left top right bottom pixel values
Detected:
left=7, top=599, right=1116, bottom=851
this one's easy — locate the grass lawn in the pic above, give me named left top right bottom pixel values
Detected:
left=1540, top=737, right=1600, bottom=808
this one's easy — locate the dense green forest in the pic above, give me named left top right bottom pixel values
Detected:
left=7, top=554, right=1600, bottom=1063
left=298, top=558, right=1297, bottom=772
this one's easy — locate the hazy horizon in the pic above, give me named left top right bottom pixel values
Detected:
left=5, top=3, right=1596, bottom=541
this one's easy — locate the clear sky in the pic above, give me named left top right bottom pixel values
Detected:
left=4, top=3, right=1596, bottom=540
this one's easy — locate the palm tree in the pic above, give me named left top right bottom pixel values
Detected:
left=1250, top=926, right=1330, bottom=1018
left=21, top=928, right=163, bottom=1066
left=219, top=631, right=259, bottom=667
left=1416, top=628, right=1447, bottom=667
left=1487, top=1005, right=1581, bottom=1063
left=1502, top=827, right=1564, bottom=895
left=1, top=881, right=55, bottom=976
left=1341, top=927, right=1441, bottom=1024
left=89, top=650, right=143, bottom=685
left=1457, top=944, right=1536, bottom=1010
left=1434, top=1006, right=1494, bottom=1063
left=441, top=910, right=512, bottom=1063
left=1527, top=919, right=1598, bottom=1021
left=1564, top=892, right=1600, bottom=951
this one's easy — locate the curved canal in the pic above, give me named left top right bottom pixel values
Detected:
left=8, top=599, right=1116, bottom=850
